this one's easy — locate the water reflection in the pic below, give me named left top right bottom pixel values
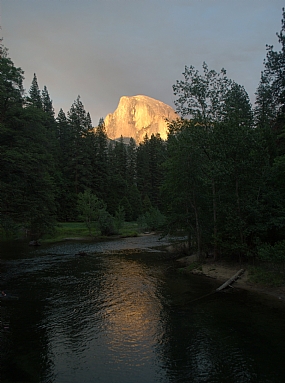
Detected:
left=35, top=253, right=168, bottom=382
left=1, top=240, right=285, bottom=383
left=98, top=257, right=163, bottom=363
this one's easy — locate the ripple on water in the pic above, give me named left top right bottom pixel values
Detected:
left=2, top=237, right=285, bottom=383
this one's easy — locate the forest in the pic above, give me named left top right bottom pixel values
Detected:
left=0, top=9, right=285, bottom=265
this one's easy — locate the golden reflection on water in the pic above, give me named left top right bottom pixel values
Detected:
left=98, top=256, right=163, bottom=363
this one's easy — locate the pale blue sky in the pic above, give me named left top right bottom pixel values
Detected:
left=1, top=0, right=284, bottom=125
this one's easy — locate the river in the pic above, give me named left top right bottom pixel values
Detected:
left=1, top=235, right=285, bottom=383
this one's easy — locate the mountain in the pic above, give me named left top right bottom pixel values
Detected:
left=104, top=95, right=177, bottom=142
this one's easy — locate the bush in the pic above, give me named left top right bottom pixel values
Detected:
left=114, top=205, right=125, bottom=232
left=137, top=207, right=166, bottom=232
left=97, top=209, right=116, bottom=236
left=257, top=241, right=285, bottom=263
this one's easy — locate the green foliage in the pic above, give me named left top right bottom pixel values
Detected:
left=263, top=8, right=285, bottom=116
left=77, top=189, right=105, bottom=235
left=1, top=11, right=285, bottom=259
left=119, top=196, right=132, bottom=222
left=0, top=65, right=57, bottom=237
left=114, top=205, right=125, bottom=232
left=255, top=9, right=285, bottom=157
left=127, top=184, right=142, bottom=220
left=173, top=61, right=231, bottom=122
left=137, top=133, right=166, bottom=209
left=0, top=48, right=24, bottom=120
left=165, top=63, right=273, bottom=260
left=67, top=96, right=94, bottom=194
left=92, top=118, right=109, bottom=200
left=77, top=189, right=116, bottom=236
left=44, top=221, right=139, bottom=242
left=44, top=222, right=96, bottom=242
left=119, top=221, right=139, bottom=237
left=126, top=137, right=137, bottom=185
left=97, top=211, right=115, bottom=236
left=137, top=207, right=166, bottom=232
left=257, top=241, right=285, bottom=263
left=42, top=85, right=54, bottom=117
left=106, top=174, right=127, bottom=215
left=27, top=73, right=42, bottom=109
left=142, top=195, right=153, bottom=212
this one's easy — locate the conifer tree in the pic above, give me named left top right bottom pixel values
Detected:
left=27, top=73, right=42, bottom=109
left=254, top=9, right=285, bottom=249
left=137, top=133, right=166, bottom=210
left=92, top=118, right=109, bottom=200
left=136, top=134, right=151, bottom=204
left=112, top=136, right=127, bottom=180
left=56, top=108, right=77, bottom=220
left=126, top=137, right=137, bottom=185
left=255, top=9, right=285, bottom=157
left=42, top=85, right=54, bottom=118
left=148, top=133, right=166, bottom=209
left=263, top=8, right=285, bottom=117
left=0, top=47, right=24, bottom=122
left=67, top=96, right=94, bottom=194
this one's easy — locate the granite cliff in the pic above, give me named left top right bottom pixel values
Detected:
left=104, top=95, right=177, bottom=142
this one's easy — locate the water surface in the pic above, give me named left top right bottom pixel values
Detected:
left=1, top=237, right=285, bottom=382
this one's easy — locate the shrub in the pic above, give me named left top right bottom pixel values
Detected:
left=257, top=241, right=285, bottom=263
left=137, top=207, right=166, bottom=232
left=97, top=209, right=116, bottom=236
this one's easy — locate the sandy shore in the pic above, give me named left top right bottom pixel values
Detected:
left=176, top=255, right=285, bottom=307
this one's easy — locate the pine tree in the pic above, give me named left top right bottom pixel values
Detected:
left=112, top=136, right=127, bottom=180
left=42, top=85, right=54, bottom=118
left=56, top=109, right=77, bottom=220
left=256, top=9, right=285, bottom=156
left=67, top=96, right=94, bottom=194
left=264, top=8, right=285, bottom=116
left=92, top=118, right=109, bottom=200
left=253, top=9, right=285, bottom=249
left=0, top=47, right=24, bottom=122
left=27, top=73, right=42, bottom=109
left=126, top=137, right=137, bottom=185
left=163, top=119, right=208, bottom=257
left=0, top=49, right=25, bottom=233
left=148, top=133, right=166, bottom=209
left=136, top=134, right=151, bottom=203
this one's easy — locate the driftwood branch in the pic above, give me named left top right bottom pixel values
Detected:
left=216, top=269, right=245, bottom=292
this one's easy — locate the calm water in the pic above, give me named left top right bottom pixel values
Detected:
left=1, top=237, right=285, bottom=383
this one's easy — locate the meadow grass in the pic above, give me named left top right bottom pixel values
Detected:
left=42, top=221, right=139, bottom=243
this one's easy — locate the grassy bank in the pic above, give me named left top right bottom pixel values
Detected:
left=42, top=221, right=140, bottom=243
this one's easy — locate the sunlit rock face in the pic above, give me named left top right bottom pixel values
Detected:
left=104, top=95, right=177, bottom=143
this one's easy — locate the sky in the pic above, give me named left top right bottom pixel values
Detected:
left=1, top=0, right=284, bottom=125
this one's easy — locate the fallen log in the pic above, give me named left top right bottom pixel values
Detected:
left=216, top=269, right=245, bottom=292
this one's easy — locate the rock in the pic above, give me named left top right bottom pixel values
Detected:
left=104, top=95, right=177, bottom=143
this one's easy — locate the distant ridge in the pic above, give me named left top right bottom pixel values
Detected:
left=104, top=95, right=177, bottom=143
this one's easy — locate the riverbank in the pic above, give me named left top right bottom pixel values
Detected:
left=37, top=221, right=141, bottom=244
left=176, top=255, right=285, bottom=307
